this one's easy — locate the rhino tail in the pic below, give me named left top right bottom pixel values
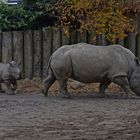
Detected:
left=46, top=56, right=54, bottom=76
left=43, top=56, right=56, bottom=96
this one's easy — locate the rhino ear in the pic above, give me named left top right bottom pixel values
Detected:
left=134, top=57, right=140, bottom=66
left=9, top=61, right=17, bottom=67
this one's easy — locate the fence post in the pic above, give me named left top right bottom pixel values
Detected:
left=52, top=27, right=61, bottom=52
left=0, top=32, right=2, bottom=62
left=13, top=31, right=24, bottom=77
left=33, top=30, right=42, bottom=78
left=125, top=32, right=136, bottom=55
left=2, top=31, right=13, bottom=63
left=136, top=33, right=140, bottom=58
left=24, top=30, right=33, bottom=79
left=87, top=31, right=96, bottom=45
left=61, top=27, right=70, bottom=45
left=42, top=27, right=52, bottom=77
left=77, top=31, right=87, bottom=43
left=96, top=34, right=106, bottom=46
left=70, top=30, right=77, bottom=45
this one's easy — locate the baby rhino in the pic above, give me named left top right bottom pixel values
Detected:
left=0, top=61, right=21, bottom=94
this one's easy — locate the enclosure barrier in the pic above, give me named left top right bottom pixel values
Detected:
left=0, top=27, right=140, bottom=79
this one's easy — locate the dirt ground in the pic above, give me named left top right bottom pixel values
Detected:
left=0, top=79, right=140, bottom=140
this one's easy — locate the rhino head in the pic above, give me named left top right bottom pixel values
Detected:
left=9, top=61, right=22, bottom=80
left=130, top=58, right=140, bottom=96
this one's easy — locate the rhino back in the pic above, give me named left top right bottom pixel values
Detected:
left=0, top=63, right=10, bottom=81
left=68, top=44, right=129, bottom=82
left=51, top=43, right=135, bottom=83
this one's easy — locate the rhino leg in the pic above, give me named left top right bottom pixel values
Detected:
left=4, top=81, right=14, bottom=95
left=99, top=79, right=111, bottom=97
left=11, top=81, right=18, bottom=94
left=58, top=79, right=71, bottom=99
left=0, top=84, right=2, bottom=92
left=43, top=69, right=56, bottom=96
left=112, top=76, right=136, bottom=98
left=11, top=81, right=17, bottom=90
left=0, top=83, right=6, bottom=93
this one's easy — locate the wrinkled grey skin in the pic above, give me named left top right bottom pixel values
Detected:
left=0, top=61, right=21, bottom=95
left=43, top=43, right=140, bottom=98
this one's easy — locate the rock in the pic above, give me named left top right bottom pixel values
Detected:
left=69, top=80, right=85, bottom=89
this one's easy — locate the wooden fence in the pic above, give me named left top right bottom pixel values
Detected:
left=0, top=27, right=140, bottom=79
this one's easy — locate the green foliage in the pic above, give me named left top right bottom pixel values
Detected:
left=0, top=0, right=59, bottom=31
left=0, top=1, right=41, bottom=31
left=22, top=0, right=57, bottom=11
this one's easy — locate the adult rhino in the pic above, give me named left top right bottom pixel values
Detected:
left=43, top=43, right=140, bottom=98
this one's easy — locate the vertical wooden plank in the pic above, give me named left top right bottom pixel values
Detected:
left=136, top=33, right=140, bottom=58
left=125, top=32, right=136, bottom=55
left=97, top=35, right=101, bottom=46
left=87, top=31, right=96, bottom=45
left=96, top=34, right=106, bottom=46
left=61, top=27, right=70, bottom=45
left=77, top=31, right=87, bottom=43
left=13, top=31, right=24, bottom=77
left=42, top=27, right=52, bottom=77
left=70, top=30, right=77, bottom=45
left=2, top=31, right=12, bottom=63
left=33, top=30, right=42, bottom=78
left=24, top=30, right=33, bottom=79
left=101, top=34, right=106, bottom=46
left=0, top=32, right=2, bottom=62
left=136, top=13, right=140, bottom=33
left=52, top=27, right=61, bottom=52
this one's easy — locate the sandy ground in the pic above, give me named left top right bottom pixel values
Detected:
left=0, top=79, right=140, bottom=140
